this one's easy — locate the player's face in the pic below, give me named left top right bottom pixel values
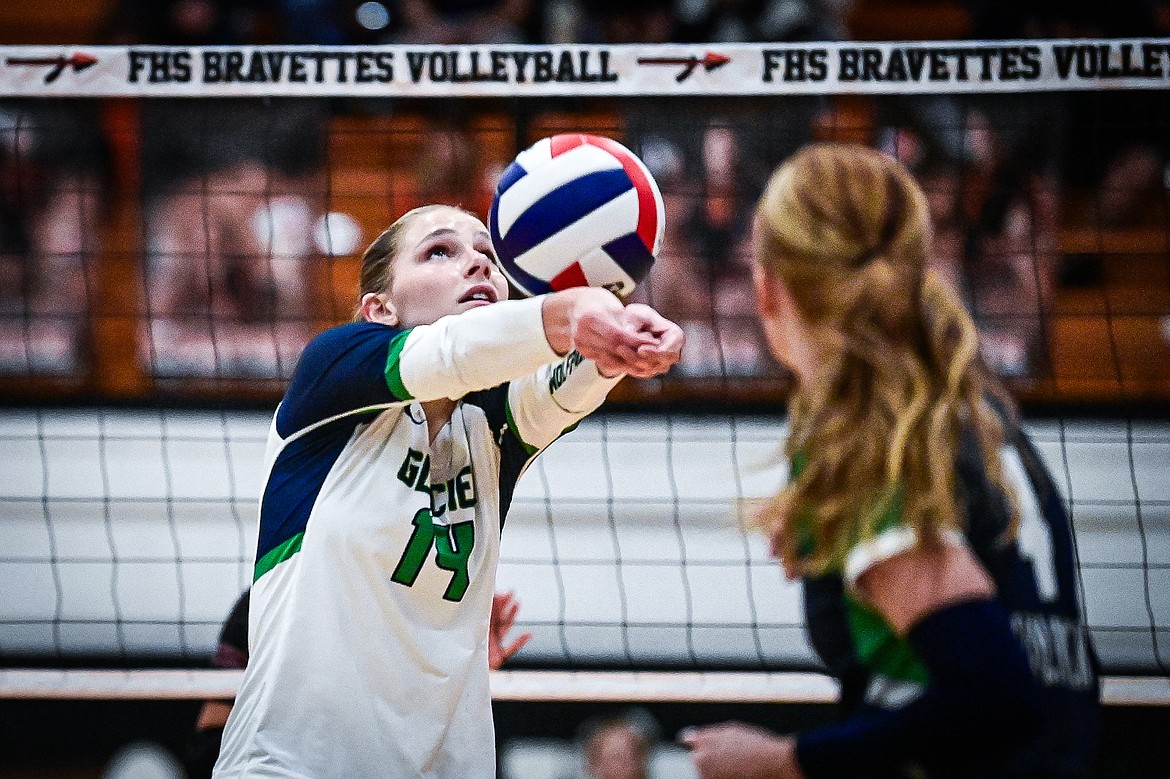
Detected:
left=387, top=208, right=510, bottom=327
left=586, top=728, right=648, bottom=779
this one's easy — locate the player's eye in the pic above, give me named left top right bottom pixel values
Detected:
left=427, top=244, right=453, bottom=260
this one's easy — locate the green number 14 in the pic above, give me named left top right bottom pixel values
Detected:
left=391, top=508, right=476, bottom=602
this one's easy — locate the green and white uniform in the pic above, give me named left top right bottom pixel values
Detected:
left=214, top=297, right=619, bottom=779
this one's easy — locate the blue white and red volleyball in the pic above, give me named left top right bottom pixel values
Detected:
left=489, top=134, right=665, bottom=298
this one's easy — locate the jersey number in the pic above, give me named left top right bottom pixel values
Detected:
left=391, top=508, right=476, bottom=602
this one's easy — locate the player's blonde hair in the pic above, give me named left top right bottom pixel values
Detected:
left=355, top=204, right=477, bottom=319
left=754, top=143, right=1016, bottom=577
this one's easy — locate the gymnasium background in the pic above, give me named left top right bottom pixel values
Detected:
left=1, top=1, right=1169, bottom=777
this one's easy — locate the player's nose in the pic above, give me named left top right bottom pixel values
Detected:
left=463, top=249, right=493, bottom=280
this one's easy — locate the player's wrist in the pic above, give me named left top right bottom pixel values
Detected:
left=542, top=288, right=622, bottom=355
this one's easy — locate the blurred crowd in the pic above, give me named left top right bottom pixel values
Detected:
left=1, top=0, right=1168, bottom=385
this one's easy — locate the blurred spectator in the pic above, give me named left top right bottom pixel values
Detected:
left=393, top=1, right=537, bottom=210
left=103, top=741, right=185, bottom=779
left=396, top=0, right=532, bottom=44
left=579, top=709, right=657, bottom=779
left=290, top=1, right=538, bottom=215
left=950, top=0, right=1169, bottom=377
left=106, top=0, right=329, bottom=380
left=604, top=1, right=830, bottom=377
left=0, top=101, right=107, bottom=376
left=499, top=708, right=692, bottom=779
left=951, top=0, right=1071, bottom=378
left=1053, top=1, right=1170, bottom=226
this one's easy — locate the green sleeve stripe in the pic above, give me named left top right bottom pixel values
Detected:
left=383, top=330, right=414, bottom=401
left=504, top=396, right=539, bottom=456
left=846, top=595, right=930, bottom=684
left=254, top=531, right=305, bottom=582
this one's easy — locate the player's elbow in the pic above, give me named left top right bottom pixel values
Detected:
left=908, top=599, right=1046, bottom=765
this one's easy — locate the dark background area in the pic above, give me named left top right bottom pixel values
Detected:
left=2, top=698, right=1170, bottom=777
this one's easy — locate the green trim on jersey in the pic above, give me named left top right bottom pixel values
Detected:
left=383, top=330, right=414, bottom=401
left=790, top=449, right=929, bottom=687
left=504, top=396, right=539, bottom=456
left=502, top=396, right=582, bottom=458
left=846, top=595, right=930, bottom=684
left=254, top=531, right=304, bottom=582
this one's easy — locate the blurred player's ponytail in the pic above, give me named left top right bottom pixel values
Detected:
left=753, top=143, right=1017, bottom=577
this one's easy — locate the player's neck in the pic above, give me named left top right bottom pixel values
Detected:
left=421, top=398, right=457, bottom=443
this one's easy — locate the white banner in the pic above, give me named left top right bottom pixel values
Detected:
left=1, top=40, right=1169, bottom=97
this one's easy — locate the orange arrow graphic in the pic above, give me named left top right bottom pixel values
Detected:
left=636, top=51, right=731, bottom=82
left=6, top=52, right=99, bottom=83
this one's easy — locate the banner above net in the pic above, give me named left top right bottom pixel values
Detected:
left=2, top=39, right=1169, bottom=97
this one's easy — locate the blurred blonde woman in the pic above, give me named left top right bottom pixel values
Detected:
left=683, top=145, right=1098, bottom=779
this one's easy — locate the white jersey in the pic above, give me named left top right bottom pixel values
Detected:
left=214, top=297, right=618, bottom=779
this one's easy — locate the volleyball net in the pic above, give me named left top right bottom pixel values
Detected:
left=0, top=40, right=1168, bottom=705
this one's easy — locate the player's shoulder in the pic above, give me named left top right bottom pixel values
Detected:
left=306, top=320, right=403, bottom=352
left=292, top=321, right=403, bottom=374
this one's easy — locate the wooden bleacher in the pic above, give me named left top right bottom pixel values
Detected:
left=849, top=0, right=971, bottom=42
left=0, top=0, right=115, bottom=45
left=1, top=102, right=1166, bottom=404
left=1045, top=227, right=1170, bottom=402
left=0, top=0, right=1167, bottom=404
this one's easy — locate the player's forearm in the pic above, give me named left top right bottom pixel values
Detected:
left=545, top=354, right=622, bottom=414
left=794, top=599, right=1041, bottom=777
left=506, top=353, right=622, bottom=452
left=392, top=296, right=561, bottom=401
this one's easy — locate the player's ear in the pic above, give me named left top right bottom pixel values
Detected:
left=359, top=293, right=400, bottom=327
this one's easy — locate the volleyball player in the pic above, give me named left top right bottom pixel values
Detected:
left=213, top=204, right=684, bottom=778
left=188, top=590, right=529, bottom=778
left=682, top=145, right=1098, bottom=778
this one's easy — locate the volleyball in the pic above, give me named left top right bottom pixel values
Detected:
left=489, top=134, right=665, bottom=298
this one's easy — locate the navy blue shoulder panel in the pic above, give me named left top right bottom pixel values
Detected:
left=276, top=321, right=404, bottom=438
left=463, top=384, right=532, bottom=529
left=257, top=410, right=382, bottom=564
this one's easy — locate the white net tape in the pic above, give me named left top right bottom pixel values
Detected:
left=1, top=669, right=1166, bottom=706
left=1, top=40, right=1169, bottom=98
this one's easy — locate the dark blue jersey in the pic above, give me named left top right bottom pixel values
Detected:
left=802, top=415, right=1100, bottom=778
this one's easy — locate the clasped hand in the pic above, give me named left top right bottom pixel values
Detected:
left=570, top=294, right=685, bottom=379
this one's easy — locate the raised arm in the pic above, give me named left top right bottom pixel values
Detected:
left=278, top=290, right=682, bottom=437
left=394, top=289, right=681, bottom=403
